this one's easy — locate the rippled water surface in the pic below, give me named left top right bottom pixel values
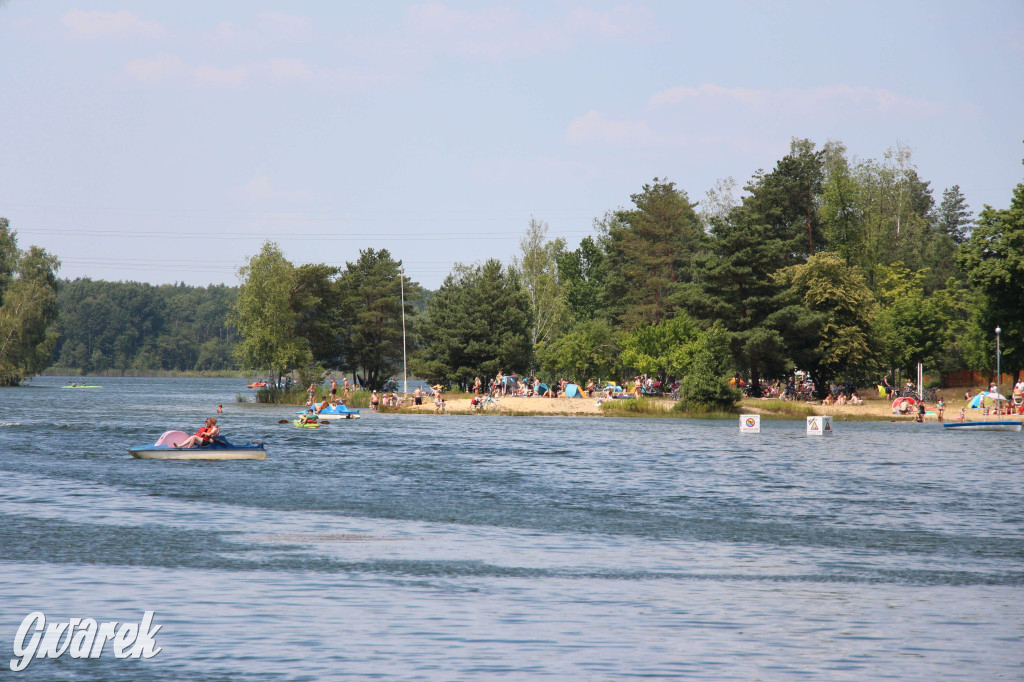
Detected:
left=1, top=377, right=1022, bottom=679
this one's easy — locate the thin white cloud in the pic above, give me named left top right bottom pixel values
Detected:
left=195, top=64, right=248, bottom=87
left=124, top=53, right=187, bottom=83
left=402, top=2, right=652, bottom=60
left=649, top=84, right=942, bottom=117
left=567, top=111, right=669, bottom=146
left=205, top=12, right=312, bottom=48
left=257, top=11, right=312, bottom=41
left=267, top=58, right=314, bottom=82
left=228, top=176, right=313, bottom=204
left=230, top=176, right=275, bottom=202
left=650, top=85, right=766, bottom=109
left=61, top=10, right=164, bottom=39
left=210, top=21, right=249, bottom=46
left=568, top=83, right=944, bottom=155
left=564, top=5, right=652, bottom=39
left=124, top=54, right=374, bottom=90
left=125, top=55, right=247, bottom=87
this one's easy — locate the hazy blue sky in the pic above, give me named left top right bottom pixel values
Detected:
left=2, top=1, right=1022, bottom=289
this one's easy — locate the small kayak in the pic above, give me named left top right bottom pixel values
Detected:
left=129, top=431, right=266, bottom=460
left=293, top=420, right=320, bottom=429
left=62, top=385, right=102, bottom=389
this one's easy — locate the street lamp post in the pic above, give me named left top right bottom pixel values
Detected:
left=996, top=326, right=1001, bottom=414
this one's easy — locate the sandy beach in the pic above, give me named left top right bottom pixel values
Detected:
left=395, top=391, right=1019, bottom=422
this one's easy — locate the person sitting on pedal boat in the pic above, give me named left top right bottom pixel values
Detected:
left=176, top=417, right=220, bottom=448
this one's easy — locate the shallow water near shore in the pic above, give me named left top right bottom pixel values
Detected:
left=1, top=376, right=1021, bottom=679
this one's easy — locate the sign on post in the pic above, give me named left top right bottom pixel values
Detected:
left=806, top=415, right=832, bottom=435
left=739, top=414, right=760, bottom=433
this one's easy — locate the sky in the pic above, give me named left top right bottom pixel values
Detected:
left=1, top=1, right=1022, bottom=290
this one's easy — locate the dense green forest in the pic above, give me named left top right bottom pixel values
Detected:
left=3, top=138, right=1022, bottom=407
left=52, top=279, right=237, bottom=373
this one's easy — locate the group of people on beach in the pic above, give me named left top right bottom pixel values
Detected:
left=308, top=378, right=352, bottom=406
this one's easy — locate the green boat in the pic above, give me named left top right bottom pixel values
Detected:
left=293, top=419, right=320, bottom=429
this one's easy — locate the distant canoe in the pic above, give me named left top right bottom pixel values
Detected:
left=62, top=385, right=102, bottom=389
left=942, top=420, right=1022, bottom=432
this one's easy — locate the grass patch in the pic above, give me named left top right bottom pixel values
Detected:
left=746, top=400, right=820, bottom=419
left=670, top=409, right=743, bottom=420
left=599, top=397, right=685, bottom=418
left=346, top=389, right=371, bottom=408
left=742, top=399, right=893, bottom=421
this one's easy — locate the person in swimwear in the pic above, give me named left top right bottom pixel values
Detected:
left=176, top=417, right=220, bottom=448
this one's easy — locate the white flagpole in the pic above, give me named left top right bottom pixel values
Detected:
left=401, top=266, right=408, bottom=396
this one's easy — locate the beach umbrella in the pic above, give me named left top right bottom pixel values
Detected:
left=892, top=396, right=918, bottom=412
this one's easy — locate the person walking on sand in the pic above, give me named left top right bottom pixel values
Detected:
left=936, top=398, right=945, bottom=422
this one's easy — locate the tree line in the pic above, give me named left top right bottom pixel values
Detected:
left=53, top=280, right=237, bottom=373
left=2, top=137, right=1021, bottom=406
left=233, top=139, right=1023, bottom=409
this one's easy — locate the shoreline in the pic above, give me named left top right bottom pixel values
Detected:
left=384, top=394, right=1020, bottom=422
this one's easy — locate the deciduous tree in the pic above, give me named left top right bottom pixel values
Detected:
left=957, top=174, right=1024, bottom=380
left=514, top=217, right=567, bottom=349
left=772, top=253, right=877, bottom=398
left=233, top=242, right=310, bottom=388
left=0, top=237, right=61, bottom=385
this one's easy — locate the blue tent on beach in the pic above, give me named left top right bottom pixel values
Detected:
left=565, top=383, right=583, bottom=398
left=968, top=391, right=1007, bottom=408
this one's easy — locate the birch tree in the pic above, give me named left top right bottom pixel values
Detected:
left=514, top=217, right=567, bottom=349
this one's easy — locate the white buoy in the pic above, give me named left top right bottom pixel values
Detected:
left=739, top=414, right=761, bottom=433
left=806, top=415, right=832, bottom=435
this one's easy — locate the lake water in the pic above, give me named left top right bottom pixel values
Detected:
left=1, top=377, right=1021, bottom=680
